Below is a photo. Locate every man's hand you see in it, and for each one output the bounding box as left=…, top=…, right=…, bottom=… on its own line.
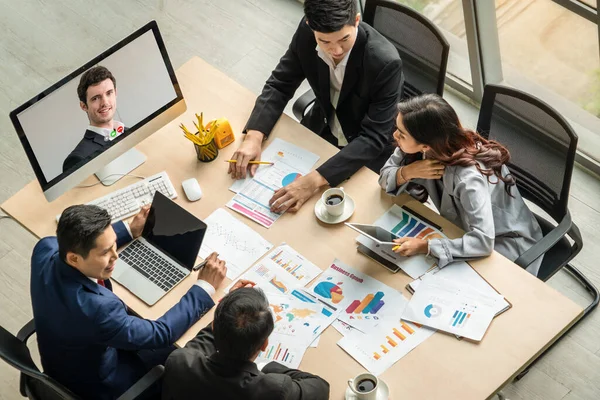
left=228, top=130, right=265, bottom=180
left=269, top=171, right=328, bottom=213
left=197, top=252, right=227, bottom=290
left=403, top=160, right=445, bottom=181
left=129, top=205, right=150, bottom=238
left=229, top=279, right=256, bottom=292
left=392, top=238, right=428, bottom=257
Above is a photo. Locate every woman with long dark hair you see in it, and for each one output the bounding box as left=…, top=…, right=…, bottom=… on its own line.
left=379, top=94, right=543, bottom=276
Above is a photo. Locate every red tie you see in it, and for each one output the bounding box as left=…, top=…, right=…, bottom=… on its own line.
left=97, top=279, right=105, bottom=287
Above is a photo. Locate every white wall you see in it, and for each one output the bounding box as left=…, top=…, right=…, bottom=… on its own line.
left=16, top=30, right=177, bottom=182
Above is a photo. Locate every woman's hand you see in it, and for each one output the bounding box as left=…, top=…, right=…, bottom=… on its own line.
left=392, top=238, right=428, bottom=256
left=403, top=160, right=445, bottom=180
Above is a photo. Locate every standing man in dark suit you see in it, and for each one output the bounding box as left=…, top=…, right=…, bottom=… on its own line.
left=63, top=66, right=126, bottom=172
left=162, top=287, right=330, bottom=400
left=228, top=0, right=403, bottom=213
left=30, top=204, right=227, bottom=399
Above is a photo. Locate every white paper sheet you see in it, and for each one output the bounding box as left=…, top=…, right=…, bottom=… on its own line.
left=338, top=316, right=436, bottom=376
left=402, top=275, right=505, bottom=341
left=408, top=261, right=510, bottom=316
left=198, top=208, right=273, bottom=280
left=225, top=244, right=323, bottom=294
left=229, top=138, right=320, bottom=193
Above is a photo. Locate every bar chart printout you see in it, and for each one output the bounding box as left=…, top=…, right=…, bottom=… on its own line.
left=267, top=244, right=322, bottom=286
left=338, top=317, right=436, bottom=376
left=255, top=339, right=306, bottom=369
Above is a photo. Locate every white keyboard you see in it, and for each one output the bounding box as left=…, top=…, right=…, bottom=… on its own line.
left=56, top=171, right=177, bottom=223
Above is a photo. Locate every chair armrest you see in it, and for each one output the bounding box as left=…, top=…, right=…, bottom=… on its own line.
left=292, top=89, right=316, bottom=121
left=16, top=319, right=36, bottom=343
left=514, top=211, right=572, bottom=269
left=116, top=365, right=164, bottom=400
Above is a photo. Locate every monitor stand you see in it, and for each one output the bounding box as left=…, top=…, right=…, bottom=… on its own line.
left=95, top=148, right=147, bottom=186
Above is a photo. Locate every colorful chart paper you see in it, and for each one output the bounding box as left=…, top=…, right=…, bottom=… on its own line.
left=306, top=259, right=406, bottom=332
left=226, top=244, right=323, bottom=295
left=338, top=313, right=436, bottom=376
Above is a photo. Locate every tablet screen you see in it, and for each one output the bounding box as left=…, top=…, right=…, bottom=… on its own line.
left=346, top=223, right=399, bottom=244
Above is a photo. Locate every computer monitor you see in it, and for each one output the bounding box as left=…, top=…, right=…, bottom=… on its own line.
left=9, top=21, right=186, bottom=202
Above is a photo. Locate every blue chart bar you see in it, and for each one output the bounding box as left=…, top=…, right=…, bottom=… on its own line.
left=407, top=222, right=426, bottom=238
left=362, top=292, right=385, bottom=314
left=397, top=218, right=417, bottom=236
left=452, top=311, right=465, bottom=327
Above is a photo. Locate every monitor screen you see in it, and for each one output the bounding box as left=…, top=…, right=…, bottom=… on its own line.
left=9, top=21, right=184, bottom=200
left=142, top=191, right=207, bottom=270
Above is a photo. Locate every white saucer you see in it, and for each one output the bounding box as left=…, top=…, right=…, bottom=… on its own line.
left=345, top=379, right=390, bottom=400
left=314, top=194, right=355, bottom=224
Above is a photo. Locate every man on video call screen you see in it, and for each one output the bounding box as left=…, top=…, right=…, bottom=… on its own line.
left=62, top=66, right=127, bottom=172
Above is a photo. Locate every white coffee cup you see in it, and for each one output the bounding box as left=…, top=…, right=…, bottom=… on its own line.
left=347, top=372, right=379, bottom=400
left=321, top=187, right=346, bottom=217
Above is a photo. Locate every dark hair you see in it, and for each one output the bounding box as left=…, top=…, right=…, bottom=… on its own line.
left=304, top=0, right=357, bottom=33
left=397, top=94, right=516, bottom=194
left=77, top=66, right=116, bottom=105
left=57, top=205, right=112, bottom=261
left=213, top=288, right=274, bottom=360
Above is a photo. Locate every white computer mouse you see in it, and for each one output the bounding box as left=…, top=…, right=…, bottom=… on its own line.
left=181, top=178, right=203, bottom=201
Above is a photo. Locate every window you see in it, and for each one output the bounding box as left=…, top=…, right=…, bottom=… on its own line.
left=494, top=0, right=600, bottom=163
left=395, top=0, right=473, bottom=88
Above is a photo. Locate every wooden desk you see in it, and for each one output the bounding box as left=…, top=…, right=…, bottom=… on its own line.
left=2, top=57, right=583, bottom=400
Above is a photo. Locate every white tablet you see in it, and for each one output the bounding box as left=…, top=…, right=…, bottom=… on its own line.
left=345, top=223, right=399, bottom=246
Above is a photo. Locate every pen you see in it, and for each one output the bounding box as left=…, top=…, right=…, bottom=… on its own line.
left=392, top=244, right=402, bottom=251
left=225, top=160, right=274, bottom=165
left=193, top=253, right=219, bottom=271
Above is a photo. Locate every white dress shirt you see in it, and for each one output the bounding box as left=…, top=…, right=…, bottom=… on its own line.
left=87, top=120, right=125, bottom=142
left=316, top=37, right=356, bottom=147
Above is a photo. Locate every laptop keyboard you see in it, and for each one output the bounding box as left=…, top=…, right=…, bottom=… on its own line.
left=119, top=241, right=188, bottom=292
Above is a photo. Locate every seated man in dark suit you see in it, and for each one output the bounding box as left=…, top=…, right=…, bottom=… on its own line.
left=30, top=204, right=227, bottom=399
left=228, top=0, right=403, bottom=213
left=162, top=287, right=330, bottom=400
left=63, top=66, right=127, bottom=172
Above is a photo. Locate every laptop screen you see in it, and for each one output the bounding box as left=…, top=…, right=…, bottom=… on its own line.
left=142, top=191, right=207, bottom=270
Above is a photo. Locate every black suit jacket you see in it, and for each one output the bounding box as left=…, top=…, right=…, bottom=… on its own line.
left=162, top=326, right=330, bottom=400
left=62, top=129, right=111, bottom=172
left=245, top=18, right=403, bottom=186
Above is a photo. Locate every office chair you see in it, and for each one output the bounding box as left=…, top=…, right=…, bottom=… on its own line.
left=0, top=319, right=164, bottom=400
left=292, top=0, right=450, bottom=121
left=476, top=84, right=599, bottom=379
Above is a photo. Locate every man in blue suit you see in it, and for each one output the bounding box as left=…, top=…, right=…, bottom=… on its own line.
left=30, top=204, right=226, bottom=399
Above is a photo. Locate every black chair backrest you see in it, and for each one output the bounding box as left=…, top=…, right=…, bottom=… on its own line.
left=476, top=84, right=578, bottom=222
left=0, top=325, right=79, bottom=399
left=363, top=0, right=449, bottom=97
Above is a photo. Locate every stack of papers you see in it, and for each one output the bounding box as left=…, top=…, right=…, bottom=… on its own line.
left=198, top=208, right=273, bottom=280
left=227, top=139, right=320, bottom=228
left=402, top=275, right=505, bottom=341
left=408, top=261, right=511, bottom=316
left=356, top=205, right=442, bottom=278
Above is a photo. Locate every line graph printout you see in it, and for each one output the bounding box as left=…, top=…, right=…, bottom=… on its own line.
left=199, top=208, right=273, bottom=280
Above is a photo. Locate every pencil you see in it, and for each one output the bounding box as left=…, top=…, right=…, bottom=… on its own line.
left=392, top=244, right=402, bottom=251
left=225, top=160, right=274, bottom=165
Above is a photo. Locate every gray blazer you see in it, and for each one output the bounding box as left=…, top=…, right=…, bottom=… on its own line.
left=379, top=148, right=543, bottom=276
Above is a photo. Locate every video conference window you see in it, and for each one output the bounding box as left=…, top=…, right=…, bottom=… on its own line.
left=13, top=30, right=177, bottom=182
